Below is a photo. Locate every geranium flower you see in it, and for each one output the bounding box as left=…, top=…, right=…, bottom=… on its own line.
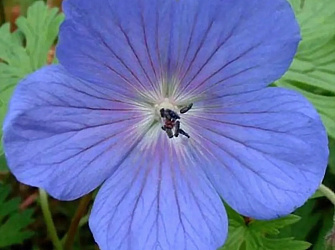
left=3, top=0, right=329, bottom=249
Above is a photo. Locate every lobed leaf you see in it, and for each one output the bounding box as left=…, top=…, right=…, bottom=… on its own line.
left=277, top=0, right=335, bottom=138
left=0, top=184, right=34, bottom=247
left=220, top=205, right=310, bottom=250
left=249, top=214, right=301, bottom=235
left=0, top=1, right=64, bottom=156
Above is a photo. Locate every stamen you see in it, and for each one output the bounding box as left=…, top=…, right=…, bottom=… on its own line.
left=174, top=120, right=180, bottom=137
left=180, top=103, right=193, bottom=114
left=159, top=103, right=193, bottom=139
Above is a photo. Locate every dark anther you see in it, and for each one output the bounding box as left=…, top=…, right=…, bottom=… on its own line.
left=180, top=103, right=193, bottom=114
left=174, top=120, right=180, bottom=137
left=178, top=129, right=190, bottom=138
left=160, top=108, right=180, bottom=121
left=166, top=128, right=174, bottom=138
left=160, top=103, right=193, bottom=139
left=161, top=126, right=173, bottom=138
left=160, top=108, right=165, bottom=118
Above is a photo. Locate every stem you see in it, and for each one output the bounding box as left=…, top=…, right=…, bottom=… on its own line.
left=63, top=192, right=93, bottom=250
left=79, top=214, right=89, bottom=227
left=39, top=189, right=63, bottom=250
left=47, top=0, right=53, bottom=7
left=318, top=184, right=335, bottom=206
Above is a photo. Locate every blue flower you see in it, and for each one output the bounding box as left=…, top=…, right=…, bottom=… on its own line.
left=3, top=0, right=329, bottom=249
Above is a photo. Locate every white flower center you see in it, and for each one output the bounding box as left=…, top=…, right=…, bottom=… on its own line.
left=154, top=97, right=179, bottom=121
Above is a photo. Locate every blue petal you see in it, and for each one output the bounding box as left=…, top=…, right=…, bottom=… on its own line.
left=3, top=65, right=148, bottom=200
left=187, top=88, right=328, bottom=219
left=89, top=134, right=227, bottom=250
left=57, top=0, right=299, bottom=98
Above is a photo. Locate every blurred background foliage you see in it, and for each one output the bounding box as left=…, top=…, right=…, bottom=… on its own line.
left=0, top=0, right=334, bottom=249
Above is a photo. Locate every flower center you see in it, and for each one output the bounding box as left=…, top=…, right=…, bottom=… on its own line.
left=154, top=98, right=179, bottom=118
left=154, top=98, right=192, bottom=139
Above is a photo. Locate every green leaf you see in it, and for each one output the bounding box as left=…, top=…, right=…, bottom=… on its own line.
left=220, top=205, right=311, bottom=250
left=289, top=0, right=335, bottom=52
left=276, top=0, right=335, bottom=139
left=278, top=198, right=328, bottom=248
left=261, top=237, right=311, bottom=250
left=313, top=209, right=334, bottom=250
left=15, top=1, right=64, bottom=69
left=0, top=154, right=8, bottom=172
left=0, top=1, right=64, bottom=156
left=0, top=184, right=34, bottom=247
left=249, top=214, right=301, bottom=235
